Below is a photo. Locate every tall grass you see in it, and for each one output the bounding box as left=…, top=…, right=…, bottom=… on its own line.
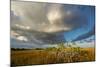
left=11, top=43, right=95, bottom=66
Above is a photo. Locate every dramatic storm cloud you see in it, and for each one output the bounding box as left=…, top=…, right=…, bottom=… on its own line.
left=11, top=1, right=87, bottom=33
left=11, top=1, right=95, bottom=48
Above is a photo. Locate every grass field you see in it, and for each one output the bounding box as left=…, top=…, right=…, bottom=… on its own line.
left=11, top=47, right=95, bottom=66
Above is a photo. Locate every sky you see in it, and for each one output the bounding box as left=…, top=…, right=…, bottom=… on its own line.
left=11, top=1, right=95, bottom=48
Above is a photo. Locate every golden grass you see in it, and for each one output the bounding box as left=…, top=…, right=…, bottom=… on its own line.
left=11, top=48, right=95, bottom=66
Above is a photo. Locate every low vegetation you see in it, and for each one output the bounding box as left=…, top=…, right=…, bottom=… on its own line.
left=11, top=43, right=95, bottom=66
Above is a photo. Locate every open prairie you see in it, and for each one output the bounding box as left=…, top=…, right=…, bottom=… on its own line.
left=11, top=47, right=95, bottom=66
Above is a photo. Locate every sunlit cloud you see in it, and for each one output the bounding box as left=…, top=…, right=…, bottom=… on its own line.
left=16, top=36, right=28, bottom=42
left=15, top=24, right=31, bottom=30
left=11, top=31, right=20, bottom=36
left=11, top=1, right=87, bottom=33
left=11, top=1, right=95, bottom=48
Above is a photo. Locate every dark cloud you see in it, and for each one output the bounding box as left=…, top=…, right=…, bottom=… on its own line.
left=63, top=12, right=87, bottom=30
left=10, top=11, right=21, bottom=27
left=11, top=1, right=88, bottom=33
left=11, top=1, right=94, bottom=48
left=11, top=38, right=46, bottom=48
left=11, top=27, right=66, bottom=45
